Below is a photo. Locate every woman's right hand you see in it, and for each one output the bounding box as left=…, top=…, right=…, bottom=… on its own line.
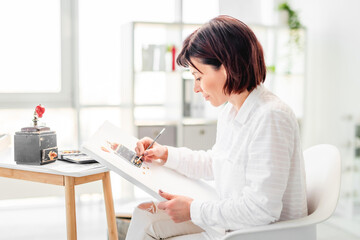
left=135, top=137, right=168, bottom=163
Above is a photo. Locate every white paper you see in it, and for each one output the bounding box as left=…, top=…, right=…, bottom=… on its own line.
left=82, top=121, right=218, bottom=201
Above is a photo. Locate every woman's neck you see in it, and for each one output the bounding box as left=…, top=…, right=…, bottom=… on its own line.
left=228, top=90, right=250, bottom=111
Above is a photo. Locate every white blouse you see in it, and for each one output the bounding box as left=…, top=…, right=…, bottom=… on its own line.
left=164, top=84, right=308, bottom=237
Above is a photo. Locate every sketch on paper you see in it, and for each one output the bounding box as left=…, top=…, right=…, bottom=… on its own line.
left=101, top=141, right=143, bottom=168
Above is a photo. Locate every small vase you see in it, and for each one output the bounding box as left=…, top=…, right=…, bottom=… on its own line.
left=277, top=10, right=289, bottom=26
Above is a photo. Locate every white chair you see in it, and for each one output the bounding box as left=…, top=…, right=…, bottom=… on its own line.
left=222, top=144, right=341, bottom=240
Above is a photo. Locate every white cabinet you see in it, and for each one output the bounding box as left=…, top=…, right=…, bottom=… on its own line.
left=183, top=123, right=217, bottom=150
left=136, top=123, right=177, bottom=147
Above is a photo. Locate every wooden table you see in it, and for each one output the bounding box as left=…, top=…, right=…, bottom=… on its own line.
left=0, top=148, right=118, bottom=240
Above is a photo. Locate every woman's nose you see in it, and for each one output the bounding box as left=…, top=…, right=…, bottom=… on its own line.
left=193, top=81, right=202, bottom=93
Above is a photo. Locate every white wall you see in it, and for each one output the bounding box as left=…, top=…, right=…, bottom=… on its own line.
left=296, top=0, right=360, bottom=217
left=295, top=0, right=360, bottom=148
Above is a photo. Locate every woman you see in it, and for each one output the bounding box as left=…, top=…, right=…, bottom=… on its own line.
left=125, top=15, right=307, bottom=240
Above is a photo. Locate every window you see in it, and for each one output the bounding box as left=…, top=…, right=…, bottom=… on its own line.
left=0, top=0, right=71, bottom=107
left=0, top=0, right=75, bottom=150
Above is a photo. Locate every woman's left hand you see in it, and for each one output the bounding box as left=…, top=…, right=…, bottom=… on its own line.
left=157, top=190, right=193, bottom=223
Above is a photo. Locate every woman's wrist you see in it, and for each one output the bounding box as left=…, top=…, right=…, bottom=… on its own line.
left=161, top=146, right=168, bottom=163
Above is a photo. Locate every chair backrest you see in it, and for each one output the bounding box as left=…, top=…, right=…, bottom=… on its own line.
left=303, top=144, right=341, bottom=220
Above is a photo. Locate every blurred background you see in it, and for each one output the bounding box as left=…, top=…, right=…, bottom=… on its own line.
left=0, top=0, right=359, bottom=239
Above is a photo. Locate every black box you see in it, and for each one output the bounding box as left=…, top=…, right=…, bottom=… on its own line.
left=14, top=128, right=58, bottom=165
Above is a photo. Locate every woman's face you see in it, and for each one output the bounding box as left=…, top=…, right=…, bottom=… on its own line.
left=189, top=58, right=228, bottom=107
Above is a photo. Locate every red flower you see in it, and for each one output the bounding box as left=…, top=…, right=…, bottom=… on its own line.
left=35, top=105, right=45, bottom=118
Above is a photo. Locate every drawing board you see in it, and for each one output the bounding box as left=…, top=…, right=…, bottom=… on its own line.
left=82, top=121, right=218, bottom=201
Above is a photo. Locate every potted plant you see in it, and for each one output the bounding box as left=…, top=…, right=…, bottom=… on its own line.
left=277, top=2, right=304, bottom=74
left=278, top=2, right=301, bottom=30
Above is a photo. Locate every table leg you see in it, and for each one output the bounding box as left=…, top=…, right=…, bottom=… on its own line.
left=102, top=172, right=119, bottom=240
left=65, top=176, right=77, bottom=240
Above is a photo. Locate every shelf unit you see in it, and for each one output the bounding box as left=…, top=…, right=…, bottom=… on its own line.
left=122, top=21, right=306, bottom=150
left=121, top=21, right=218, bottom=150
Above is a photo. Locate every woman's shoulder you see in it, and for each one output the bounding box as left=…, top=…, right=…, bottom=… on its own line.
left=256, top=88, right=297, bottom=123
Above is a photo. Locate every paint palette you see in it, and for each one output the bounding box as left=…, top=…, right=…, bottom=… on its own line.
left=59, top=151, right=97, bottom=164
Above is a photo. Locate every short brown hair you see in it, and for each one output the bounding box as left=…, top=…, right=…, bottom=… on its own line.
left=176, top=15, right=266, bottom=95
